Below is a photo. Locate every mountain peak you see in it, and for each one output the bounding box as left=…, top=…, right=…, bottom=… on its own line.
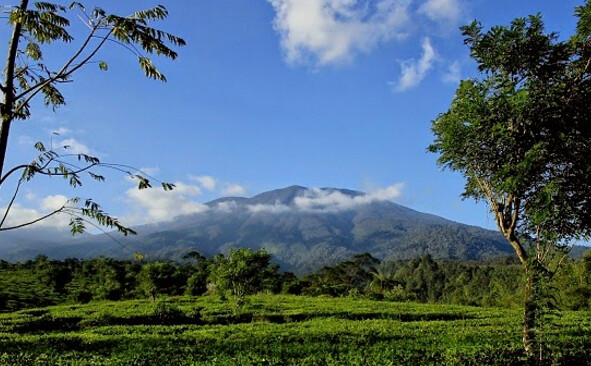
left=249, top=185, right=308, bottom=205
left=248, top=185, right=364, bottom=206
left=0, top=184, right=516, bottom=273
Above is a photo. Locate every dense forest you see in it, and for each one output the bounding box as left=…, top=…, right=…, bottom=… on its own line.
left=1, top=248, right=589, bottom=313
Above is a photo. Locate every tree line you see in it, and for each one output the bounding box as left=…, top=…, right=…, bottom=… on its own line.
left=1, top=248, right=589, bottom=313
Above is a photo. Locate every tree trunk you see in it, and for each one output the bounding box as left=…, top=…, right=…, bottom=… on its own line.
left=523, top=267, right=537, bottom=363
left=494, top=207, right=540, bottom=362
left=0, top=116, right=13, bottom=182
left=0, top=0, right=30, bottom=181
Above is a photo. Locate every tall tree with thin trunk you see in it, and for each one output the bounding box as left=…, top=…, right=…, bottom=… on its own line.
left=429, top=3, right=591, bottom=361
left=0, top=2, right=184, bottom=234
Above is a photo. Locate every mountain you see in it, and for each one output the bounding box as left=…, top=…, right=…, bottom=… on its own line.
left=0, top=186, right=520, bottom=273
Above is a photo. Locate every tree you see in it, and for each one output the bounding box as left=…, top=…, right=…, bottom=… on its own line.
left=137, top=261, right=183, bottom=301
left=302, top=253, right=380, bottom=297
left=33, top=254, right=71, bottom=295
left=183, top=251, right=210, bottom=296
left=0, top=1, right=185, bottom=234
left=429, top=3, right=591, bottom=359
left=207, top=248, right=279, bottom=299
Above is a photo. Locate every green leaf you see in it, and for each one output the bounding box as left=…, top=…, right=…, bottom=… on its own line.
left=138, top=56, right=166, bottom=82
left=161, top=182, right=175, bottom=191
left=69, top=2, right=85, bottom=11
left=34, top=141, right=46, bottom=152
left=134, top=175, right=152, bottom=189
left=25, top=42, right=42, bottom=60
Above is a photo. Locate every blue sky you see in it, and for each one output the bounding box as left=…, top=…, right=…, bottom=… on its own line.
left=2, top=0, right=584, bottom=232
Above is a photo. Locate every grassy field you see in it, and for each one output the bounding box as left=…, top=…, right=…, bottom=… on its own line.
left=0, top=295, right=589, bottom=365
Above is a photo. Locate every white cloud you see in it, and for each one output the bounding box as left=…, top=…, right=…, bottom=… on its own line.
left=0, top=195, right=72, bottom=230
left=52, top=127, right=71, bottom=136
left=191, top=175, right=217, bottom=191
left=40, top=195, right=69, bottom=211
left=442, top=60, right=461, bottom=84
left=418, top=0, right=462, bottom=25
left=244, top=184, right=405, bottom=214
left=59, top=138, right=91, bottom=155
left=125, top=182, right=208, bottom=223
left=391, top=37, right=436, bottom=92
left=294, top=184, right=404, bottom=212
left=221, top=184, right=247, bottom=196
left=267, top=0, right=410, bottom=66
left=247, top=201, right=291, bottom=214
left=214, top=201, right=238, bottom=213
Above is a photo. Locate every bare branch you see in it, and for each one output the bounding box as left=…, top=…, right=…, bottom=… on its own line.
left=92, top=35, right=141, bottom=56
left=0, top=177, right=23, bottom=228
left=0, top=205, right=64, bottom=231
left=0, top=164, right=28, bottom=186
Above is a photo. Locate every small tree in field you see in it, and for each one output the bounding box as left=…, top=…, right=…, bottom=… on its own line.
left=429, top=3, right=591, bottom=360
left=208, top=248, right=279, bottom=301
left=0, top=1, right=184, bottom=234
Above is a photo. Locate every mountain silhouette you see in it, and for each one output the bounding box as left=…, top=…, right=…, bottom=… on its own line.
left=0, top=186, right=516, bottom=273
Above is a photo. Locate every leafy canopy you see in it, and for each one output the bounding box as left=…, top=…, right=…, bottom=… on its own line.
left=429, top=11, right=591, bottom=257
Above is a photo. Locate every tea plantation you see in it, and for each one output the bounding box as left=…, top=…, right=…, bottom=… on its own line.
left=0, top=295, right=589, bottom=365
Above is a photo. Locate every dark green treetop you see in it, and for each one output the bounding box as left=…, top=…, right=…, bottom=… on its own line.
left=429, top=12, right=591, bottom=265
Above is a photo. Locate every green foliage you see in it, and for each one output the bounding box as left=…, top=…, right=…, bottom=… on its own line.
left=429, top=3, right=591, bottom=358
left=208, top=248, right=279, bottom=298
left=137, top=261, right=185, bottom=301
left=0, top=251, right=588, bottom=364
left=152, top=301, right=191, bottom=324
left=2, top=253, right=590, bottom=313
left=5, top=1, right=185, bottom=118
left=303, top=253, right=380, bottom=297
left=183, top=251, right=209, bottom=296
left=0, top=295, right=589, bottom=365
left=0, top=1, right=185, bottom=235
left=429, top=4, right=591, bottom=254
left=395, top=255, right=444, bottom=303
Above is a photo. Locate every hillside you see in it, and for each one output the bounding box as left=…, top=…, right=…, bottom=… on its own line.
left=0, top=186, right=515, bottom=273
left=1, top=295, right=589, bottom=365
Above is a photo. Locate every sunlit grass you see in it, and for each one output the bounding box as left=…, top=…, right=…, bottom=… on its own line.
left=0, top=295, right=589, bottom=365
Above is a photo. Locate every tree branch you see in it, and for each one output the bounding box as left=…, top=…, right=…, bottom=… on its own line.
left=34, top=160, right=98, bottom=177
left=0, top=164, right=28, bottom=186
left=0, top=205, right=64, bottom=231
left=60, top=210, right=136, bottom=255
left=0, top=177, right=23, bottom=228
left=13, top=28, right=113, bottom=118
left=13, top=22, right=100, bottom=102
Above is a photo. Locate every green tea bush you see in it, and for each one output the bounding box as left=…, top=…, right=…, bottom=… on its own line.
left=152, top=301, right=189, bottom=324
left=0, top=295, right=588, bottom=365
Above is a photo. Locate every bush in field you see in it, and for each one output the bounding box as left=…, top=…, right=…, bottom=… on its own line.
left=279, top=272, right=304, bottom=295
left=152, top=301, right=187, bottom=324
